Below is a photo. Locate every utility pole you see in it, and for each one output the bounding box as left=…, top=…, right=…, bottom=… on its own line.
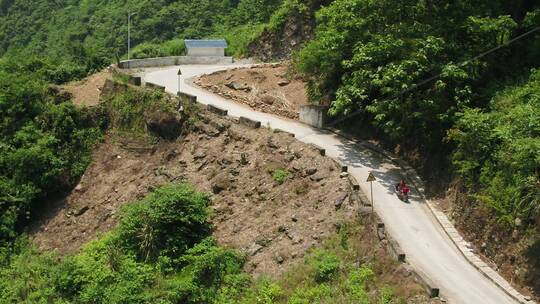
left=127, top=12, right=137, bottom=69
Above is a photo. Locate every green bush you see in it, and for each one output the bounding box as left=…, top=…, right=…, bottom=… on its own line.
left=309, top=250, right=341, bottom=283
left=217, top=23, right=266, bottom=57
left=0, top=184, right=246, bottom=304
left=116, top=183, right=212, bottom=262
left=273, top=169, right=290, bottom=185
left=450, top=69, right=540, bottom=225
left=130, top=42, right=166, bottom=59
left=102, top=86, right=177, bottom=134
left=288, top=284, right=332, bottom=304
left=0, top=65, right=102, bottom=242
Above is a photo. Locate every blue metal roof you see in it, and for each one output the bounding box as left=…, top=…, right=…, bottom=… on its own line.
left=184, top=39, right=228, bottom=48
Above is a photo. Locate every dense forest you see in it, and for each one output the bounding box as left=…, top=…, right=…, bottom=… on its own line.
left=1, top=0, right=540, bottom=302
left=297, top=0, right=540, bottom=227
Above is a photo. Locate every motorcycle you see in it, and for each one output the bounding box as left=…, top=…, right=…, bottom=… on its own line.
left=395, top=184, right=410, bottom=203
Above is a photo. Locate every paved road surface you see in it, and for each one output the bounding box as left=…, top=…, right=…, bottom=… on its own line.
left=143, top=64, right=517, bottom=304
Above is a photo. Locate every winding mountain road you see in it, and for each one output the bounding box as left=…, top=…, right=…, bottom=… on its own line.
left=142, top=64, right=517, bottom=304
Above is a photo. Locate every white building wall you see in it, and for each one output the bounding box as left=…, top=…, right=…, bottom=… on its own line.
left=187, top=47, right=225, bottom=57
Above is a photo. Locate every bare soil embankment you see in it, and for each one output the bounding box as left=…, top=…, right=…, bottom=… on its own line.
left=30, top=103, right=357, bottom=277
left=61, top=70, right=112, bottom=107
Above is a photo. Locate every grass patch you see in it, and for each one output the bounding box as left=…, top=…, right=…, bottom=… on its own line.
left=273, top=169, right=290, bottom=185
left=101, top=85, right=178, bottom=135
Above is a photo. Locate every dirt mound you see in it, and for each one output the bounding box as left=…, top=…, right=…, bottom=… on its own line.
left=195, top=63, right=308, bottom=119
left=62, top=70, right=112, bottom=107
left=30, top=108, right=356, bottom=277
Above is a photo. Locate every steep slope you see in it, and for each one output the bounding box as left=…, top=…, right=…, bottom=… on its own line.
left=3, top=79, right=440, bottom=303
left=247, top=0, right=331, bottom=61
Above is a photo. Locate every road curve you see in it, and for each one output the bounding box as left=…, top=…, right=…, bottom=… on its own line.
left=142, top=64, right=516, bottom=304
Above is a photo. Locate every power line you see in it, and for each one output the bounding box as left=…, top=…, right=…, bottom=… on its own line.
left=296, top=26, right=540, bottom=139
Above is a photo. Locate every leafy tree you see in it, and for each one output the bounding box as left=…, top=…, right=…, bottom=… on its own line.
left=450, top=69, right=540, bottom=225
left=297, top=0, right=536, bottom=150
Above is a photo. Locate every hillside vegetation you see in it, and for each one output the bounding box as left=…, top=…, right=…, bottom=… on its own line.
left=0, top=0, right=282, bottom=78
left=1, top=0, right=539, bottom=301
left=295, top=0, right=540, bottom=227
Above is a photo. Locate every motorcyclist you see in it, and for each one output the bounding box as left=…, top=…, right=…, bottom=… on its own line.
left=395, top=179, right=410, bottom=201
left=401, top=184, right=410, bottom=197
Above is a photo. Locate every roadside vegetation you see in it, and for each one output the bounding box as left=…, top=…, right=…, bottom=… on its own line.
left=295, top=0, right=540, bottom=227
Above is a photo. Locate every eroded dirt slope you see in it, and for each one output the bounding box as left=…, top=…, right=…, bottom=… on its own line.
left=31, top=110, right=356, bottom=276
left=61, top=70, right=112, bottom=107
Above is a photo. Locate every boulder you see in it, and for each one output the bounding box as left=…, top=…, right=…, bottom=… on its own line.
left=73, top=206, right=89, bottom=217
left=335, top=193, right=348, bottom=209
left=260, top=94, right=278, bottom=105
left=278, top=79, right=290, bottom=86
left=310, top=174, right=324, bottom=182
left=212, top=173, right=230, bottom=194
left=145, top=110, right=184, bottom=140
left=305, top=168, right=317, bottom=176
left=226, top=81, right=251, bottom=92
left=247, top=244, right=263, bottom=256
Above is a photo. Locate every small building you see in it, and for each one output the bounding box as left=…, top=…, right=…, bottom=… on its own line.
left=184, top=39, right=228, bottom=57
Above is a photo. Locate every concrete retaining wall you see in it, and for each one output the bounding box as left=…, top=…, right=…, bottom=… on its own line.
left=145, top=82, right=166, bottom=91
left=239, top=116, right=261, bottom=129
left=119, top=56, right=233, bottom=69
left=128, top=76, right=141, bottom=86
left=178, top=92, right=197, bottom=104
left=299, top=105, right=328, bottom=128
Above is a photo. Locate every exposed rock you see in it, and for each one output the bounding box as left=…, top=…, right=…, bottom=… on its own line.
left=247, top=8, right=315, bottom=61
left=255, top=235, right=272, bottom=247
left=310, top=174, right=324, bottom=182
left=200, top=124, right=221, bottom=137
left=226, top=81, right=251, bottom=92
left=267, top=137, right=279, bottom=149
left=193, top=151, right=207, bottom=160
left=145, top=110, right=184, bottom=140
left=278, top=79, right=290, bottom=86
left=260, top=94, right=278, bottom=105
left=73, top=206, right=89, bottom=217
left=305, top=168, right=317, bottom=176
left=212, top=173, right=230, bottom=194
left=248, top=244, right=263, bottom=256
left=335, top=193, right=348, bottom=209
left=75, top=184, right=84, bottom=192
left=239, top=153, right=249, bottom=165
